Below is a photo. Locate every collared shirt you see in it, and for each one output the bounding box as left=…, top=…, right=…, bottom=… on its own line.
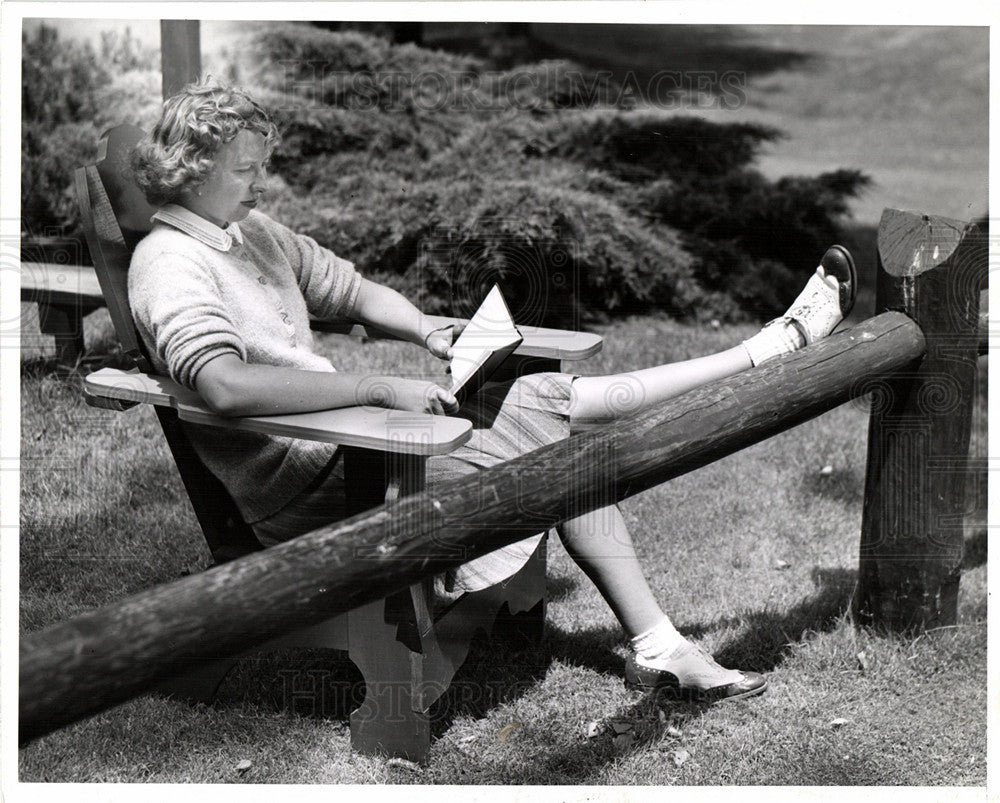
left=132, top=204, right=361, bottom=389
left=151, top=203, right=244, bottom=251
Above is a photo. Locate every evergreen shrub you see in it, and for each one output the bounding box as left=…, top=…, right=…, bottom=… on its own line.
left=23, top=22, right=868, bottom=323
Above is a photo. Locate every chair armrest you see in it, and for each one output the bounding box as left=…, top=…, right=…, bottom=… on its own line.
left=312, top=316, right=604, bottom=362
left=84, top=367, right=472, bottom=456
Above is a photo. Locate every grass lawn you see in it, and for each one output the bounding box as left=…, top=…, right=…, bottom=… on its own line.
left=528, top=24, right=988, bottom=227
left=17, top=308, right=987, bottom=785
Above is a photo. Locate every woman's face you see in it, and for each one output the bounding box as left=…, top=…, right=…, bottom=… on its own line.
left=181, top=128, right=269, bottom=228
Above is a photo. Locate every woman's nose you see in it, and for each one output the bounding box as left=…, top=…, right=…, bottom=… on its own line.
left=251, top=167, right=268, bottom=194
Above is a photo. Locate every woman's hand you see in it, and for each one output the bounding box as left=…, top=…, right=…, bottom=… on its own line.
left=362, top=376, right=459, bottom=415
left=423, top=322, right=466, bottom=361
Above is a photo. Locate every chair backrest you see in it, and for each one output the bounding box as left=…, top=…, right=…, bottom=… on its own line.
left=95, top=124, right=160, bottom=251
left=73, top=124, right=156, bottom=372
left=75, top=124, right=263, bottom=563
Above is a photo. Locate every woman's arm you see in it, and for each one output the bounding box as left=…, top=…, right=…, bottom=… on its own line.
left=350, top=278, right=460, bottom=359
left=194, top=353, right=458, bottom=418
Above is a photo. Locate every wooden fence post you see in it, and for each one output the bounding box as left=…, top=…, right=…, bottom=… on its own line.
left=852, top=209, right=987, bottom=632
left=160, top=20, right=201, bottom=100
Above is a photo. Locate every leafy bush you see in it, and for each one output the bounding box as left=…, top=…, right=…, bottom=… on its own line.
left=242, top=26, right=867, bottom=320
left=21, top=26, right=107, bottom=237
left=413, top=176, right=703, bottom=323
left=245, top=24, right=630, bottom=118
left=542, top=113, right=783, bottom=182
left=266, top=159, right=701, bottom=326
left=246, top=27, right=634, bottom=195
left=263, top=101, right=465, bottom=188
left=21, top=121, right=102, bottom=237
left=23, top=21, right=868, bottom=322
left=21, top=24, right=158, bottom=239
left=642, top=167, right=871, bottom=316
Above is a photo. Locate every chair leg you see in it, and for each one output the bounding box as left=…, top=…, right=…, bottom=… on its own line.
left=348, top=597, right=431, bottom=763
left=342, top=445, right=432, bottom=760
left=497, top=598, right=546, bottom=646
left=491, top=534, right=548, bottom=647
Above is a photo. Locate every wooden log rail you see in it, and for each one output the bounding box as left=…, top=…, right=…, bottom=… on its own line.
left=20, top=311, right=926, bottom=744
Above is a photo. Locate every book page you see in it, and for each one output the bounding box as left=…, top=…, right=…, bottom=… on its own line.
left=449, top=347, right=492, bottom=392
left=448, top=285, right=522, bottom=393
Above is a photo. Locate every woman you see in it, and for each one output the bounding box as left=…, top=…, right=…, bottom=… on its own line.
left=129, top=79, right=856, bottom=703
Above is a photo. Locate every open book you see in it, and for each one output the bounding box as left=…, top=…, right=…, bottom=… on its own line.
left=449, top=285, right=523, bottom=399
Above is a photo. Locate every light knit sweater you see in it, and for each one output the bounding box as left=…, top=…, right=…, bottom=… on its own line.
left=129, top=205, right=362, bottom=522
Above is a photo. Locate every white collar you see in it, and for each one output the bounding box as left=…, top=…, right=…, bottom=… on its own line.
left=151, top=204, right=245, bottom=251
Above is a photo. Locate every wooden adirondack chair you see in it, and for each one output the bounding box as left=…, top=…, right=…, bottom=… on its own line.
left=74, top=123, right=602, bottom=762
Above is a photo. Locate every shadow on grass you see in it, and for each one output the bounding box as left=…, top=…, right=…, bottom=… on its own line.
left=212, top=648, right=365, bottom=722
left=427, top=620, right=552, bottom=739
left=20, top=344, right=135, bottom=379
left=177, top=520, right=989, bottom=734
left=528, top=24, right=814, bottom=99
left=711, top=567, right=857, bottom=672
left=545, top=573, right=579, bottom=603
left=543, top=566, right=858, bottom=682
left=425, top=22, right=814, bottom=84
left=191, top=606, right=556, bottom=736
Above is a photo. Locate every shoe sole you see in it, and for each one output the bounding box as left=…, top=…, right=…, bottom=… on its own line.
left=625, top=677, right=768, bottom=703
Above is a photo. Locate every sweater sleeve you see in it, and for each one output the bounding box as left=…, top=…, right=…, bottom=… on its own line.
left=129, top=249, right=248, bottom=390
left=260, top=214, right=362, bottom=321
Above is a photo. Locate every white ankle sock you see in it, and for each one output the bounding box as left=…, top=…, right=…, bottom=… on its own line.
left=741, top=320, right=805, bottom=367
left=630, top=616, right=686, bottom=660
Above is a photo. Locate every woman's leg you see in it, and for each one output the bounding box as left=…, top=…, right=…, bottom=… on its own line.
left=568, top=346, right=751, bottom=423
left=556, top=247, right=856, bottom=697
left=557, top=507, right=764, bottom=698
left=569, top=245, right=856, bottom=423
left=556, top=504, right=666, bottom=636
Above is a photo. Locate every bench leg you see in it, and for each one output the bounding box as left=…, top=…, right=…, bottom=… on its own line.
left=36, top=302, right=85, bottom=364
left=348, top=598, right=431, bottom=763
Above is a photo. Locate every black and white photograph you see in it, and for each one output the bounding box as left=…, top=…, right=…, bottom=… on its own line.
left=2, top=1, right=993, bottom=794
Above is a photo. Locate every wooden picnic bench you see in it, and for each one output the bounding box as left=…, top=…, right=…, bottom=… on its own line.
left=20, top=260, right=104, bottom=364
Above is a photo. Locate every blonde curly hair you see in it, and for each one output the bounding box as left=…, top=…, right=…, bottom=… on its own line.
left=131, top=78, right=279, bottom=206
